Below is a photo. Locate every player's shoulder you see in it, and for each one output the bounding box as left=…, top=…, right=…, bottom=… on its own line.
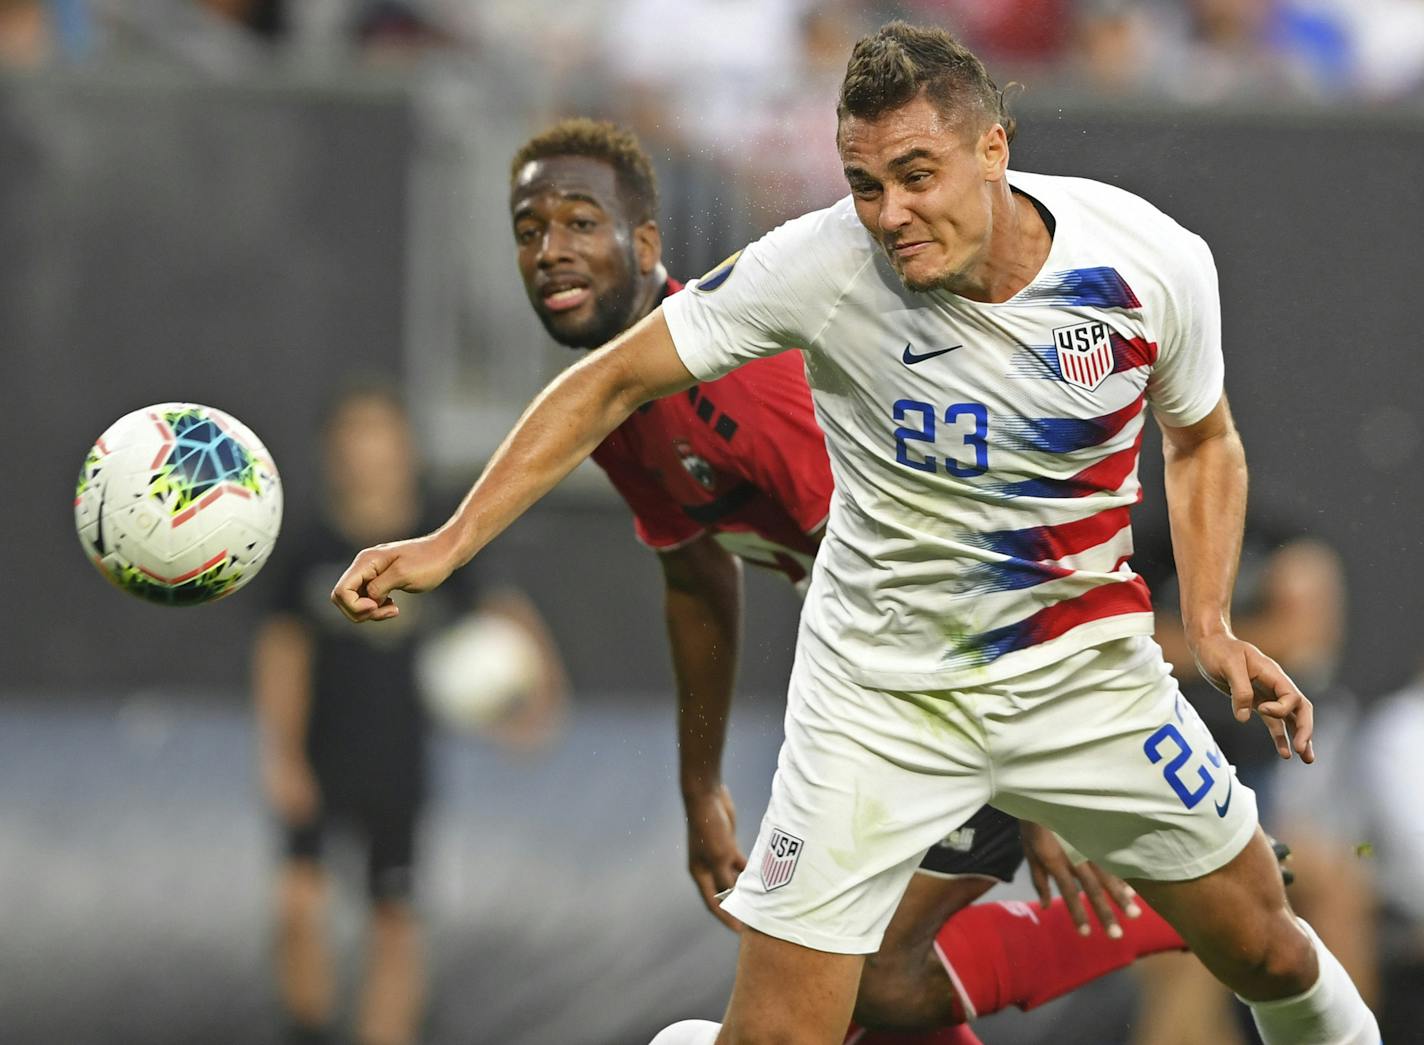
left=704, top=196, right=874, bottom=291
left=1016, top=169, right=1210, bottom=259
left=1017, top=169, right=1216, bottom=306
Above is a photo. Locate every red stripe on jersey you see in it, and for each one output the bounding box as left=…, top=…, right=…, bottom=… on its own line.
left=1028, top=575, right=1153, bottom=646
left=1111, top=334, right=1158, bottom=373
left=983, top=504, right=1134, bottom=563
left=1067, top=427, right=1144, bottom=496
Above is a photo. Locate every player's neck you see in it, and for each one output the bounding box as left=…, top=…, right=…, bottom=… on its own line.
left=953, top=189, right=1052, bottom=304
left=633, top=263, right=670, bottom=325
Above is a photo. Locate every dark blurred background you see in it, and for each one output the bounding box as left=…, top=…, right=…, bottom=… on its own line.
left=3, top=1, right=1422, bottom=1043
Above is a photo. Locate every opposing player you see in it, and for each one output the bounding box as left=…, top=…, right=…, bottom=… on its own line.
left=504, top=118, right=1201, bottom=1041
left=333, top=23, right=1378, bottom=1045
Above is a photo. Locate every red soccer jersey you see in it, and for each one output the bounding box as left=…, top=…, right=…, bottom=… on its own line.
left=590, top=280, right=832, bottom=584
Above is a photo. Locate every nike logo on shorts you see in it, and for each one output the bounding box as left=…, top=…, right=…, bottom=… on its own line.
left=901, top=342, right=963, bottom=365
left=1214, top=775, right=1234, bottom=818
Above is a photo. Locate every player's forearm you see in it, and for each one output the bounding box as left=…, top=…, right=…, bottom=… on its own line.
left=666, top=569, right=743, bottom=797
left=1162, top=424, right=1248, bottom=646
left=439, top=311, right=692, bottom=567
left=252, top=616, right=313, bottom=759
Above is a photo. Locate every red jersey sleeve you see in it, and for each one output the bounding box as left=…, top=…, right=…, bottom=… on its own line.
left=732, top=353, right=834, bottom=534
left=591, top=430, right=705, bottom=550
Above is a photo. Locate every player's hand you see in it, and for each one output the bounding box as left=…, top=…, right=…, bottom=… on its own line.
left=1020, top=821, right=1140, bottom=939
left=330, top=531, right=461, bottom=623
left=684, top=784, right=747, bottom=932
left=263, top=753, right=319, bottom=824
left=1191, top=632, right=1315, bottom=763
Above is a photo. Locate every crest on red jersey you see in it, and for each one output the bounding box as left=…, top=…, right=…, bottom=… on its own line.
left=673, top=439, right=716, bottom=490
left=1052, top=320, right=1114, bottom=392
left=760, top=828, right=804, bottom=891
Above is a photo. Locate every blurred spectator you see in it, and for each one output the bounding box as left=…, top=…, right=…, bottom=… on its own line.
left=0, top=0, right=48, bottom=67
left=1068, top=0, right=1164, bottom=95
left=902, top=0, right=1075, bottom=67
left=252, top=383, right=566, bottom=1045
left=738, top=3, right=871, bottom=222
left=199, top=0, right=286, bottom=39
left=1354, top=667, right=1424, bottom=1037
left=1131, top=520, right=1377, bottom=1044
left=594, top=0, right=811, bottom=154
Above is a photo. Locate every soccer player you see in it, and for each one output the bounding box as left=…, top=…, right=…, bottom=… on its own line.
left=333, top=23, right=1379, bottom=1045
left=501, top=116, right=1195, bottom=1043
left=255, top=384, right=565, bottom=1045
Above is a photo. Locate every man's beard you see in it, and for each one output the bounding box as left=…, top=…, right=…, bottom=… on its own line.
left=544, top=257, right=642, bottom=350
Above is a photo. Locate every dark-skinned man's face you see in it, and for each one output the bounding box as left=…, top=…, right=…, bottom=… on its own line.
left=510, top=156, right=646, bottom=349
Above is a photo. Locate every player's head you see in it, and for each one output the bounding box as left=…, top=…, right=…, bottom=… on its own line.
left=321, top=380, right=417, bottom=498
left=509, top=118, right=663, bottom=349
left=836, top=22, right=1016, bottom=293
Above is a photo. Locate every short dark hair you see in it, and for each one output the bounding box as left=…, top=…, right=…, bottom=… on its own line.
left=837, top=22, right=1016, bottom=145
left=509, top=118, right=660, bottom=225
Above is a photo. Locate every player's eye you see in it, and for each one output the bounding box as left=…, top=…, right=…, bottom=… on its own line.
left=905, top=171, right=932, bottom=186
left=570, top=217, right=598, bottom=232
left=849, top=183, right=881, bottom=200
left=515, top=226, right=540, bottom=245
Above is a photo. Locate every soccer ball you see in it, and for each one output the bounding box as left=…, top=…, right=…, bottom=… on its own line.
left=74, top=403, right=283, bottom=606
left=415, top=612, right=543, bottom=730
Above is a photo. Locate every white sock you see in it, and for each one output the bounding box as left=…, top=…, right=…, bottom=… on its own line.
left=1245, top=919, right=1379, bottom=1045
left=648, top=1019, right=722, bottom=1045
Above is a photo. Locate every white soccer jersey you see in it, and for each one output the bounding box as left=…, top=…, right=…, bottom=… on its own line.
left=662, top=171, right=1224, bottom=689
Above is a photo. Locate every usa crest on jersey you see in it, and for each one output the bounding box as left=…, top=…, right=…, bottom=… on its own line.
left=760, top=828, right=804, bottom=891
left=1053, top=319, right=1114, bottom=391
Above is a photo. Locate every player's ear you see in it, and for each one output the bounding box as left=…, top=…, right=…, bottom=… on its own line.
left=634, top=221, right=662, bottom=274
left=979, top=122, right=1009, bottom=181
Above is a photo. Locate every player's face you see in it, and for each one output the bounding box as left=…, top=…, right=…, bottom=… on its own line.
left=510, top=156, right=645, bottom=349
left=838, top=93, right=1008, bottom=293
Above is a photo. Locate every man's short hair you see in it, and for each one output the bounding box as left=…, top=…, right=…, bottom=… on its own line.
left=509, top=118, right=660, bottom=225
left=837, top=22, right=1016, bottom=145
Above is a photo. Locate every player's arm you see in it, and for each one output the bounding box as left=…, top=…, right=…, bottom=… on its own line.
left=1159, top=394, right=1314, bottom=762
left=660, top=534, right=746, bottom=931
left=251, top=613, right=319, bottom=823
left=331, top=310, right=695, bottom=621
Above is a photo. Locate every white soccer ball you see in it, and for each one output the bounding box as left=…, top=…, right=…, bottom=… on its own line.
left=74, top=403, right=283, bottom=606
left=415, top=612, right=543, bottom=731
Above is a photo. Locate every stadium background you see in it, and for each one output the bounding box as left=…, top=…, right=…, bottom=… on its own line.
left=2, top=1, right=1422, bottom=1042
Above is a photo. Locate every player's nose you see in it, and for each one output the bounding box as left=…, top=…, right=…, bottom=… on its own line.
left=877, top=188, right=913, bottom=233
left=536, top=225, right=577, bottom=267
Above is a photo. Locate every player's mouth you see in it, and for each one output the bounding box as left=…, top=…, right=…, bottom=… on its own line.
left=890, top=239, right=933, bottom=259
left=539, top=277, right=593, bottom=313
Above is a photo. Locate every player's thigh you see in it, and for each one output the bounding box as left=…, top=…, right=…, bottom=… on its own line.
left=721, top=650, right=992, bottom=955
left=992, top=637, right=1257, bottom=883
left=1128, top=827, right=1315, bottom=1000
left=720, top=927, right=864, bottom=1045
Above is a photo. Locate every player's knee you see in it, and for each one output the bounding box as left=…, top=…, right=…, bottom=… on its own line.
left=277, top=861, right=325, bottom=922
left=1232, top=916, right=1318, bottom=999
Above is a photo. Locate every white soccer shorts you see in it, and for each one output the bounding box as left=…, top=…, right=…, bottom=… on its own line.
left=721, top=635, right=1259, bottom=954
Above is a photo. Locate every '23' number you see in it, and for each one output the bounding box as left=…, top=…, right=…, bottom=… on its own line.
left=1143, top=721, right=1222, bottom=809
left=892, top=399, right=989, bottom=478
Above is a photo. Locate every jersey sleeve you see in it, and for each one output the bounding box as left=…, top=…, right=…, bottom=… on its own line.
left=736, top=355, right=834, bottom=534
left=591, top=435, right=705, bottom=551
left=1145, top=232, right=1225, bottom=428
left=662, top=207, right=851, bottom=382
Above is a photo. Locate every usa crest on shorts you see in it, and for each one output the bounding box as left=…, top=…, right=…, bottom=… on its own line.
left=760, top=828, right=804, bottom=891
left=1053, top=319, right=1114, bottom=391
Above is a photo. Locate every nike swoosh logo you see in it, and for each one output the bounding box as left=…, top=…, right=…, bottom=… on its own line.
left=902, top=343, right=963, bottom=365
left=1214, top=775, right=1233, bottom=818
